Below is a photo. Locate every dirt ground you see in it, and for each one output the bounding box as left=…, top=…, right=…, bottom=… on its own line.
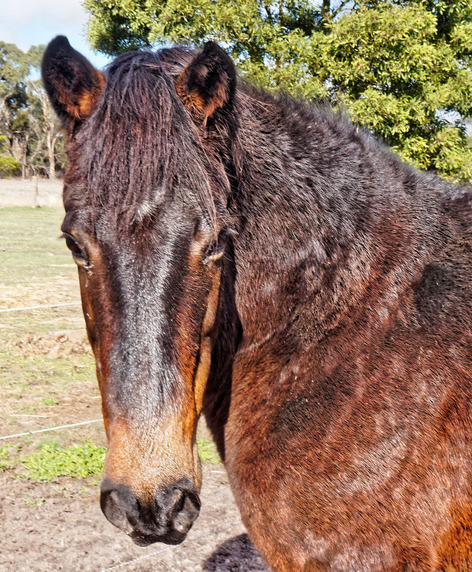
left=0, top=462, right=270, bottom=572
left=0, top=208, right=271, bottom=572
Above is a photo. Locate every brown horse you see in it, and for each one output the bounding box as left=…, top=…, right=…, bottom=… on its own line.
left=42, top=36, right=472, bottom=570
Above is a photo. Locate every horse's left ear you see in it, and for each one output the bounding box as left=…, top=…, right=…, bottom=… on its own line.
left=175, top=42, right=236, bottom=122
left=42, top=35, right=105, bottom=131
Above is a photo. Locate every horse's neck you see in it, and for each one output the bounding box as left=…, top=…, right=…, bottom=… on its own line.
left=225, top=99, right=441, bottom=347
left=204, top=92, right=467, bottom=457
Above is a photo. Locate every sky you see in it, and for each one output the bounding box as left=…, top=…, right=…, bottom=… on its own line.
left=1, top=0, right=111, bottom=69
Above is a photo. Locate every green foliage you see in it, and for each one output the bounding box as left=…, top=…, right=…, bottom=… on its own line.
left=23, top=496, right=45, bottom=507
left=84, top=0, right=328, bottom=98
left=0, top=154, right=21, bottom=177
left=19, top=441, right=106, bottom=481
left=0, top=43, right=65, bottom=178
left=0, top=135, right=20, bottom=176
left=7, top=438, right=220, bottom=482
left=85, top=0, right=472, bottom=181
left=0, top=445, right=12, bottom=471
left=318, top=3, right=472, bottom=178
left=0, top=41, right=29, bottom=100
left=42, top=397, right=59, bottom=406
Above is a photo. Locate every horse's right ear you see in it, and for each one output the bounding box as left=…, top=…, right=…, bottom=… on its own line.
left=175, top=42, right=236, bottom=123
left=42, top=36, right=105, bottom=131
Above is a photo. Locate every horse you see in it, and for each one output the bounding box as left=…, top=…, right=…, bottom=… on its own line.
left=42, top=35, right=472, bottom=571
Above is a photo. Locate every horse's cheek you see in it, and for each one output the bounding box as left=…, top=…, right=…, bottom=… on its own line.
left=77, top=262, right=116, bottom=433
left=194, top=268, right=223, bottom=415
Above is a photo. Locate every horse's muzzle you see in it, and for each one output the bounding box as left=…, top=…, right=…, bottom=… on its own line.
left=100, top=477, right=201, bottom=546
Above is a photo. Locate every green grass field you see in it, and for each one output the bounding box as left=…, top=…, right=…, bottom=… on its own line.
left=0, top=207, right=84, bottom=334
left=0, top=207, right=101, bottom=466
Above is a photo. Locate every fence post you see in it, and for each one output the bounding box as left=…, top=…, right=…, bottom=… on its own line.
left=31, top=176, right=38, bottom=208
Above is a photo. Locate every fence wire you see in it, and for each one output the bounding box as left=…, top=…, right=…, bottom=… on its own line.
left=0, top=419, right=102, bottom=441
left=0, top=301, right=81, bottom=313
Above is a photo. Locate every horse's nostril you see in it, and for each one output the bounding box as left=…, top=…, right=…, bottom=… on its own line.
left=156, top=480, right=201, bottom=536
left=100, top=478, right=200, bottom=545
left=100, top=486, right=135, bottom=534
left=171, top=490, right=201, bottom=534
left=170, top=487, right=186, bottom=513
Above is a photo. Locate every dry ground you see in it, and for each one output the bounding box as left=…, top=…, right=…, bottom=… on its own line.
left=0, top=464, right=270, bottom=572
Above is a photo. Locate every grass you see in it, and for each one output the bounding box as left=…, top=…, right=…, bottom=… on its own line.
left=0, top=207, right=69, bottom=287
left=0, top=207, right=84, bottom=339
left=18, top=440, right=106, bottom=481
left=42, top=397, right=59, bottom=406
left=0, top=444, right=12, bottom=470
left=23, top=497, right=45, bottom=507
left=197, top=437, right=221, bottom=465
left=0, top=437, right=221, bottom=482
left=0, top=353, right=94, bottom=395
left=0, top=350, right=98, bottom=432
left=0, top=207, right=98, bottom=438
left=0, top=205, right=101, bottom=455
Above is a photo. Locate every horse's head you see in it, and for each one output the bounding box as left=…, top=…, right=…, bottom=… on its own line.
left=42, top=37, right=236, bottom=546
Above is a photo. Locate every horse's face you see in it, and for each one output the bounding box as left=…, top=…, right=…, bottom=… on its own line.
left=42, top=37, right=236, bottom=545
left=62, top=204, right=227, bottom=545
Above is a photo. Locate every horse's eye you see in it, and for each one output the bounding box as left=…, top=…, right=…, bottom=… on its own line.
left=204, top=230, right=229, bottom=264
left=62, top=233, right=90, bottom=268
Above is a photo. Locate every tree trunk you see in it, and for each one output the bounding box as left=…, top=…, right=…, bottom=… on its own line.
left=46, top=127, right=56, bottom=179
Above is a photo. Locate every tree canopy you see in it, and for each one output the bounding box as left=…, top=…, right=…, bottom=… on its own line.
left=84, top=0, right=472, bottom=181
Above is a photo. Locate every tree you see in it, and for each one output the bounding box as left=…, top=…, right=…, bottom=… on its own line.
left=84, top=0, right=472, bottom=181
left=0, top=42, right=30, bottom=176
left=0, top=42, right=65, bottom=178
left=0, top=42, right=29, bottom=127
left=84, top=0, right=329, bottom=97
left=26, top=45, right=63, bottom=179
left=0, top=135, right=20, bottom=177
left=319, top=2, right=472, bottom=178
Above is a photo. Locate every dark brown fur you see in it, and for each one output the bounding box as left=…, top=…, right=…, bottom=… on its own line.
left=42, top=36, right=472, bottom=570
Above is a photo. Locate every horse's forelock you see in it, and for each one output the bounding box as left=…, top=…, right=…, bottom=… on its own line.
left=65, top=48, right=220, bottom=228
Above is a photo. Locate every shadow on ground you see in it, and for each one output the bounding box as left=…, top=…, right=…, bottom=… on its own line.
left=203, top=534, right=271, bottom=571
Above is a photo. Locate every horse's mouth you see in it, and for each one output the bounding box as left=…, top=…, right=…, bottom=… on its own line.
left=129, top=528, right=189, bottom=547
left=110, top=500, right=199, bottom=547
